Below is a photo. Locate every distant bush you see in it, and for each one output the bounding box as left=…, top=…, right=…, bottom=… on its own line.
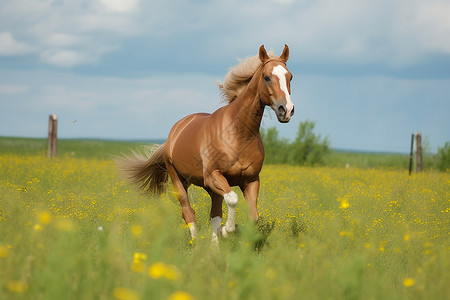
left=437, top=142, right=450, bottom=171
left=261, top=120, right=330, bottom=166
left=260, top=127, right=289, bottom=165
left=290, top=120, right=330, bottom=165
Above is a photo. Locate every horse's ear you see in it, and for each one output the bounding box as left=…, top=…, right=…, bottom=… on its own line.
left=280, top=44, right=289, bottom=62
left=259, top=45, right=270, bottom=63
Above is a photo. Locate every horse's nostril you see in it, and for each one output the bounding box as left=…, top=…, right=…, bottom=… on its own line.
left=278, top=105, right=286, bottom=116
left=291, top=106, right=295, bottom=116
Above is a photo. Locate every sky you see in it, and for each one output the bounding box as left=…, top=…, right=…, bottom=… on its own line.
left=0, top=0, right=449, bottom=153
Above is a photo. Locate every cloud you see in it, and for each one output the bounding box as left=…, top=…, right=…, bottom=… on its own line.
left=416, top=2, right=450, bottom=54
left=1, top=0, right=449, bottom=71
left=41, top=33, right=83, bottom=48
left=229, top=0, right=450, bottom=66
left=167, top=0, right=450, bottom=67
left=0, top=0, right=141, bottom=67
left=0, top=32, right=33, bottom=55
left=100, top=0, right=140, bottom=13
left=40, top=50, right=89, bottom=68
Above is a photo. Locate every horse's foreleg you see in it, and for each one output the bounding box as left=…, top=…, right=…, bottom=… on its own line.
left=205, top=170, right=238, bottom=238
left=241, top=178, right=260, bottom=222
left=166, top=162, right=196, bottom=238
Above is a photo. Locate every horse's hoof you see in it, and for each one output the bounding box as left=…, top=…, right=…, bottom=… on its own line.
left=220, top=224, right=237, bottom=239
left=221, top=225, right=229, bottom=238
left=212, top=232, right=219, bottom=244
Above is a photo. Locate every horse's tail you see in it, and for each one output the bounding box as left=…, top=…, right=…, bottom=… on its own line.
left=115, top=144, right=168, bottom=195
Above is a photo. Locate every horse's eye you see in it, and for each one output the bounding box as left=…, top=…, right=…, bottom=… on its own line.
left=264, top=76, right=271, bottom=82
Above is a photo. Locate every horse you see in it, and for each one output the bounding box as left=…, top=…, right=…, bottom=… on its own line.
left=118, top=45, right=294, bottom=242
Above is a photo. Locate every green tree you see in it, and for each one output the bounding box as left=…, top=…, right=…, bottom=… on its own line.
left=260, top=127, right=289, bottom=164
left=261, top=120, right=330, bottom=166
left=289, top=120, right=330, bottom=165
left=437, top=142, right=450, bottom=171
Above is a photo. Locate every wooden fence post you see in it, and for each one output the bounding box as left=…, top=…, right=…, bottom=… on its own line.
left=47, top=115, right=58, bottom=158
left=409, top=134, right=414, bottom=175
left=415, top=132, right=422, bottom=172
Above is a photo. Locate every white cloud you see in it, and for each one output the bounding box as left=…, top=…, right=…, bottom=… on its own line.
left=100, top=0, right=140, bottom=13
left=271, top=0, right=294, bottom=5
left=0, top=0, right=141, bottom=67
left=0, top=84, right=30, bottom=94
left=0, top=0, right=450, bottom=70
left=40, top=50, right=89, bottom=68
left=0, top=32, right=33, bottom=55
left=209, top=0, right=450, bottom=66
left=416, top=2, right=450, bottom=54
left=42, top=33, right=83, bottom=48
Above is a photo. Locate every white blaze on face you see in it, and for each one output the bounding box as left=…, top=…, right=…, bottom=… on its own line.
left=272, top=65, right=294, bottom=117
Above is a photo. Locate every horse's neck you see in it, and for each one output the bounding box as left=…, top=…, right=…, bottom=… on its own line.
left=227, top=68, right=264, bottom=137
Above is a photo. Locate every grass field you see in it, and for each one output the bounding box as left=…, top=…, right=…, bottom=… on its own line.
left=0, top=138, right=448, bottom=300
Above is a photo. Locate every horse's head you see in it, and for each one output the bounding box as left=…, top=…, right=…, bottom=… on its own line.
left=258, top=44, right=294, bottom=123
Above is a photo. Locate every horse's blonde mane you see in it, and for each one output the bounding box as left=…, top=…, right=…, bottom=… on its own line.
left=218, top=50, right=277, bottom=103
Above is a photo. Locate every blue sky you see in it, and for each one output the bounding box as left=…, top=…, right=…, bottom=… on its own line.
left=0, top=0, right=449, bottom=153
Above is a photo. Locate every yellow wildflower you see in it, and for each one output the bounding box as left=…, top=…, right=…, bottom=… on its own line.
left=7, top=281, right=28, bottom=293
left=167, top=291, right=194, bottom=300
left=0, top=245, right=9, bottom=258
left=131, top=252, right=147, bottom=273
left=38, top=211, right=52, bottom=224
left=131, top=225, right=142, bottom=237
left=113, top=287, right=140, bottom=300
left=55, top=219, right=76, bottom=232
left=339, top=230, right=353, bottom=238
left=403, top=278, right=415, bottom=287
left=33, top=224, right=43, bottom=231
left=133, top=252, right=147, bottom=261
left=148, top=262, right=180, bottom=280
left=403, top=233, right=410, bottom=242
left=338, top=197, right=350, bottom=209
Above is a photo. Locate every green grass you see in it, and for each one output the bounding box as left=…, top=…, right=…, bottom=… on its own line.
left=324, top=150, right=408, bottom=169
left=0, top=138, right=448, bottom=300
left=0, top=137, right=156, bottom=159
left=324, top=150, right=439, bottom=170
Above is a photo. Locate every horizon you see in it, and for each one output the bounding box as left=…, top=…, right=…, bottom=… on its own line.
left=0, top=135, right=424, bottom=155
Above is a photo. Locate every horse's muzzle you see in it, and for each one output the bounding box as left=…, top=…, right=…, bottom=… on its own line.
left=275, top=104, right=294, bottom=123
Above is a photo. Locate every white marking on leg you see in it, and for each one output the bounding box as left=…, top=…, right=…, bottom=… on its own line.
left=211, top=216, right=222, bottom=243
left=188, top=222, right=197, bottom=239
left=272, top=65, right=294, bottom=116
left=223, top=191, right=238, bottom=234
left=224, top=191, right=238, bottom=207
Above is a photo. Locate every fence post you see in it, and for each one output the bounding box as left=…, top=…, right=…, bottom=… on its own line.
left=47, top=115, right=58, bottom=158
left=415, top=132, right=422, bottom=172
left=409, top=134, right=414, bottom=175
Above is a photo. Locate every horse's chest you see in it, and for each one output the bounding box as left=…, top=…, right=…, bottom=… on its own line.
left=225, top=141, right=263, bottom=177
left=225, top=156, right=262, bottom=183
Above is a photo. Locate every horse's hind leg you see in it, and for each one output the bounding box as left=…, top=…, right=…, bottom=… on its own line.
left=207, top=189, right=223, bottom=243
left=205, top=170, right=238, bottom=238
left=165, top=162, right=196, bottom=238
left=240, top=178, right=260, bottom=222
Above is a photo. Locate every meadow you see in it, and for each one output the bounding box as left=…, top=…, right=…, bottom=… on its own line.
left=0, top=138, right=448, bottom=300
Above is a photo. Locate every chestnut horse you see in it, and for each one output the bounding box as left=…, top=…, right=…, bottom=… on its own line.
left=118, top=45, right=294, bottom=242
